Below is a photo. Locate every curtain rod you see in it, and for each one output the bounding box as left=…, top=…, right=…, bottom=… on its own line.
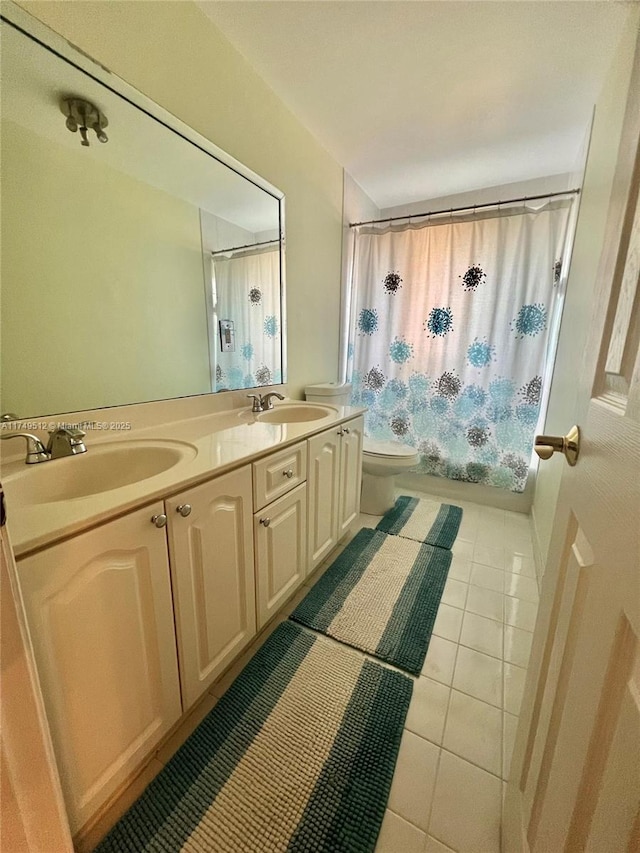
left=211, top=238, right=279, bottom=256
left=349, top=188, right=581, bottom=228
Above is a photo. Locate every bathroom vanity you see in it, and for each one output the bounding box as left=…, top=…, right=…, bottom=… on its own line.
left=0, top=7, right=364, bottom=841
left=6, top=404, right=364, bottom=834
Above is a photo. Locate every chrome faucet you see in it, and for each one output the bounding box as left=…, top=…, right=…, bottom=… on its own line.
left=246, top=392, right=285, bottom=413
left=0, top=432, right=49, bottom=464
left=46, top=426, right=87, bottom=459
left=261, top=392, right=285, bottom=410
left=1, top=425, right=87, bottom=464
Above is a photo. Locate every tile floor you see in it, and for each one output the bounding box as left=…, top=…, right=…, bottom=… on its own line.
left=370, top=490, right=539, bottom=853
left=87, top=487, right=539, bottom=853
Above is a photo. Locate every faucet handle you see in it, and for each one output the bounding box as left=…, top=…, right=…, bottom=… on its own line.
left=247, top=394, right=263, bottom=413
left=0, top=432, right=49, bottom=464
left=48, top=425, right=86, bottom=439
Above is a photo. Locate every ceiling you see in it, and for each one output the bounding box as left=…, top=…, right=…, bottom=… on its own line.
left=200, top=1, right=632, bottom=209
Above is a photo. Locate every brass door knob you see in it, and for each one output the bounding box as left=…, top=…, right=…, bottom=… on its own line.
left=534, top=425, right=580, bottom=466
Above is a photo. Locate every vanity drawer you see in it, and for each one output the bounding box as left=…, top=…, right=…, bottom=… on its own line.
left=253, top=442, right=306, bottom=510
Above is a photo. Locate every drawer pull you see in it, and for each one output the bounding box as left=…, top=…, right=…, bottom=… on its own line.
left=176, top=504, right=192, bottom=517
left=343, top=427, right=350, bottom=435
left=151, top=513, right=167, bottom=528
left=283, top=469, right=294, bottom=478
left=259, top=517, right=271, bottom=527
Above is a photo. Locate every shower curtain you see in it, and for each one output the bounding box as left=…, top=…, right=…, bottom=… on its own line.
left=347, top=202, right=570, bottom=492
left=211, top=246, right=281, bottom=390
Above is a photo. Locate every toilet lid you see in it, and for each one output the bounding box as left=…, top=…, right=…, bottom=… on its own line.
left=363, top=438, right=418, bottom=458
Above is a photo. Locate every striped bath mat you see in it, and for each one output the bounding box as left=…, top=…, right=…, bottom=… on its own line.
left=291, top=528, right=451, bottom=675
left=376, top=495, right=463, bottom=549
left=95, top=621, right=412, bottom=853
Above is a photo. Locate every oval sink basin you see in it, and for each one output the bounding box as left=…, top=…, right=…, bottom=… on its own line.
left=5, top=439, right=197, bottom=505
left=257, top=404, right=337, bottom=424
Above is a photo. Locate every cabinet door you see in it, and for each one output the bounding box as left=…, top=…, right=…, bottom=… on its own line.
left=254, top=482, right=307, bottom=629
left=338, top=416, right=364, bottom=537
left=17, top=503, right=181, bottom=833
left=165, top=467, right=256, bottom=709
left=307, top=427, right=341, bottom=573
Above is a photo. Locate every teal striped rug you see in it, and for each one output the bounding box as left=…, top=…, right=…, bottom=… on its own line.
left=291, top=529, right=451, bottom=675
left=376, top=495, right=463, bottom=549
left=95, top=621, right=412, bottom=853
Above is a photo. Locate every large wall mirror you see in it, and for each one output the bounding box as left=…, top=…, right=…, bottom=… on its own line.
left=0, top=14, right=285, bottom=420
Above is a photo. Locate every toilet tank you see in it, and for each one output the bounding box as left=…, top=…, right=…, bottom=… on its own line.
left=305, top=382, right=352, bottom=406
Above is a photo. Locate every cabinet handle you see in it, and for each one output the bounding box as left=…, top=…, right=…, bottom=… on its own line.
left=343, top=427, right=350, bottom=434
left=259, top=517, right=271, bottom=527
left=176, top=504, right=192, bottom=517
left=283, top=469, right=294, bottom=478
left=151, top=513, right=167, bottom=528
left=337, top=428, right=344, bottom=436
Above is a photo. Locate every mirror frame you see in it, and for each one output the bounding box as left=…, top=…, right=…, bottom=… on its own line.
left=0, top=1, right=287, bottom=420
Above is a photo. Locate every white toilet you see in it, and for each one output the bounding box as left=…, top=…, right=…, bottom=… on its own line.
left=305, top=382, right=420, bottom=515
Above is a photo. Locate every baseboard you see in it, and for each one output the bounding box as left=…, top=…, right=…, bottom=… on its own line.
left=396, top=472, right=533, bottom=513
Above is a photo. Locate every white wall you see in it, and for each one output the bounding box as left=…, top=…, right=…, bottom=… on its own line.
left=16, top=0, right=345, bottom=401
left=532, top=10, right=640, bottom=571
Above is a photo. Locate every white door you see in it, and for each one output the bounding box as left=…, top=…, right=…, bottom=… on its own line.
left=337, top=416, right=364, bottom=537
left=165, top=467, right=256, bottom=710
left=255, top=482, right=307, bottom=628
left=504, top=38, right=640, bottom=853
left=307, top=427, right=341, bottom=573
left=17, top=502, right=182, bottom=833
left=0, top=502, right=73, bottom=852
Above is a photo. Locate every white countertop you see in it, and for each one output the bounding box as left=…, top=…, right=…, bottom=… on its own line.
left=3, top=403, right=366, bottom=558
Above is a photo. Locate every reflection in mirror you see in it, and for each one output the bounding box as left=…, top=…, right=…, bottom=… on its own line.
left=201, top=212, right=282, bottom=391
left=0, top=18, right=284, bottom=420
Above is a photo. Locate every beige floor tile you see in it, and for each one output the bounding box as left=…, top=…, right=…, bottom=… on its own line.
left=503, top=712, right=519, bottom=780
left=473, top=543, right=506, bottom=570
left=505, top=552, right=537, bottom=577
left=504, top=596, right=538, bottom=632
left=441, top=578, right=469, bottom=609
left=469, top=563, right=504, bottom=593
left=475, top=523, right=506, bottom=547
left=504, top=573, right=539, bottom=603
left=504, top=663, right=527, bottom=715
left=452, top=538, right=474, bottom=560
left=448, top=556, right=472, bottom=583
left=425, top=836, right=456, bottom=852
left=453, top=646, right=503, bottom=708
left=443, top=690, right=502, bottom=775
left=505, top=533, right=534, bottom=556
left=459, top=611, right=503, bottom=659
left=429, top=751, right=502, bottom=852
left=433, top=603, right=464, bottom=642
left=375, top=810, right=426, bottom=853
left=405, top=676, right=451, bottom=746
left=422, top=635, right=458, bottom=685
left=388, top=731, right=440, bottom=832
left=465, top=585, right=504, bottom=622
left=503, top=625, right=533, bottom=668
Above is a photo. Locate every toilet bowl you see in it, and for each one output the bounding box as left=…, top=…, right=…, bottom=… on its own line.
left=304, top=382, right=420, bottom=516
left=361, top=438, right=420, bottom=515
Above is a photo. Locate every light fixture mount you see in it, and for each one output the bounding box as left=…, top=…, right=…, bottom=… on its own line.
left=60, top=97, right=108, bottom=146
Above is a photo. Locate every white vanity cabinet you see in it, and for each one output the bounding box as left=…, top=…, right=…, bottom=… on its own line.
left=165, top=466, right=256, bottom=710
left=307, top=416, right=364, bottom=573
left=254, top=482, right=308, bottom=628
left=253, top=443, right=308, bottom=628
left=16, top=502, right=182, bottom=833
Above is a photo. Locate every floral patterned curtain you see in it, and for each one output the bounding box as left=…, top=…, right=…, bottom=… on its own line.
left=347, top=202, right=570, bottom=492
left=212, top=246, right=282, bottom=390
